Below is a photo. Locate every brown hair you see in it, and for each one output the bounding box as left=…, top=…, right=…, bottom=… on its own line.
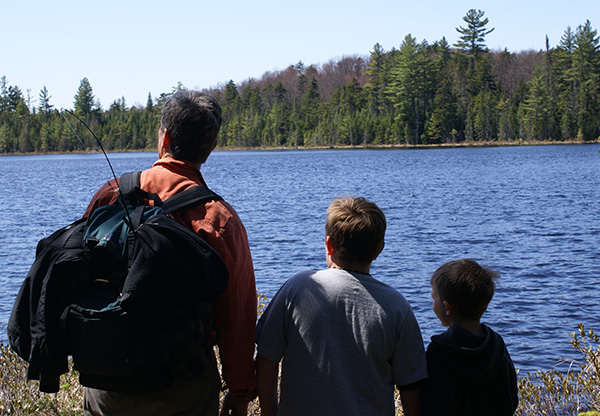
left=430, top=259, right=499, bottom=320
left=325, top=196, right=386, bottom=264
left=160, top=90, right=222, bottom=165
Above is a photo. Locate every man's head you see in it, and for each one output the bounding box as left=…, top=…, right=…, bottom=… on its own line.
left=430, top=259, right=499, bottom=323
left=159, top=91, right=222, bottom=165
left=325, top=196, right=386, bottom=266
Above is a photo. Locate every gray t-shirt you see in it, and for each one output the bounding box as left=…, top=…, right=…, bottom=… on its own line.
left=256, top=268, right=427, bottom=416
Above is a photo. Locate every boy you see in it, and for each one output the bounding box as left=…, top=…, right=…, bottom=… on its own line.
left=255, top=196, right=428, bottom=416
left=424, top=259, right=518, bottom=415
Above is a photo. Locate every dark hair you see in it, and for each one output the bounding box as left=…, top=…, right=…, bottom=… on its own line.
left=430, top=259, right=499, bottom=320
left=160, top=91, right=222, bottom=164
left=325, top=196, right=386, bottom=264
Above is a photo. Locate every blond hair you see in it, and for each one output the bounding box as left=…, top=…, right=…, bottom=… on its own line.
left=325, top=196, right=386, bottom=264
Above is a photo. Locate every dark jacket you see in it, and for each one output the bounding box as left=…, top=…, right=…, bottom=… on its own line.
left=7, top=218, right=87, bottom=392
left=423, top=324, right=519, bottom=416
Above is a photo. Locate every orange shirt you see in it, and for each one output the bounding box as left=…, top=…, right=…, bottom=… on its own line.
left=84, top=157, right=257, bottom=398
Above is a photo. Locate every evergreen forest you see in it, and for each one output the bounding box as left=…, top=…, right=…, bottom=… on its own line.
left=1, top=10, right=599, bottom=154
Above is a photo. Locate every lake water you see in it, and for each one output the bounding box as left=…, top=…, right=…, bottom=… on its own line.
left=1, top=145, right=599, bottom=374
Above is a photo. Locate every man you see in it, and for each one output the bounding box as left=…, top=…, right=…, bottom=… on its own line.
left=83, top=91, right=257, bottom=415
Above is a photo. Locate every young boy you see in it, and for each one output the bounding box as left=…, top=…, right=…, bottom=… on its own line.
left=255, top=196, right=428, bottom=416
left=424, top=259, right=518, bottom=415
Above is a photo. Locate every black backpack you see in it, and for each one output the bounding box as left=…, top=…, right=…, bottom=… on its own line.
left=7, top=171, right=229, bottom=394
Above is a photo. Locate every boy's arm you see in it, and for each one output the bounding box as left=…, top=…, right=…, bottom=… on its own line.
left=398, top=387, right=422, bottom=416
left=256, top=353, right=279, bottom=416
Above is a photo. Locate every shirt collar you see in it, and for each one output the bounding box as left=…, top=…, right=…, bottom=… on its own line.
left=152, top=156, right=206, bottom=185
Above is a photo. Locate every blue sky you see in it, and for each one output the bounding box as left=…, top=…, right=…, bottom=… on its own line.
left=2, top=0, right=597, bottom=109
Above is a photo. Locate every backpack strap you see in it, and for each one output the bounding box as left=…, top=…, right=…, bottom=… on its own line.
left=119, top=171, right=222, bottom=214
left=161, top=186, right=223, bottom=214
left=118, top=171, right=163, bottom=207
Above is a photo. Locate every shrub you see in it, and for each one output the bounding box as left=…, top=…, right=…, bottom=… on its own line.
left=517, top=324, right=600, bottom=416
left=0, top=293, right=269, bottom=415
left=0, top=344, right=82, bottom=415
left=2, top=321, right=597, bottom=415
left=0, top=343, right=261, bottom=416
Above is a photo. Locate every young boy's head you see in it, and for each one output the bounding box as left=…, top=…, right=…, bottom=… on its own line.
left=430, top=259, right=499, bottom=325
left=325, top=197, right=386, bottom=265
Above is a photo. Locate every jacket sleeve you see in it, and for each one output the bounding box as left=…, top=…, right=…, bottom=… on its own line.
left=190, top=208, right=258, bottom=399
left=83, top=180, right=119, bottom=218
left=422, top=344, right=460, bottom=416
left=8, top=245, right=73, bottom=393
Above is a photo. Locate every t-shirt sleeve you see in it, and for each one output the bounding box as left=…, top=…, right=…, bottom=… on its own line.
left=392, top=306, right=428, bottom=387
left=255, top=282, right=293, bottom=363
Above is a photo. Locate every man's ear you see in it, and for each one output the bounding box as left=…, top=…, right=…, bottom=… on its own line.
left=161, top=129, right=171, bottom=151
left=158, top=127, right=172, bottom=159
left=325, top=235, right=335, bottom=255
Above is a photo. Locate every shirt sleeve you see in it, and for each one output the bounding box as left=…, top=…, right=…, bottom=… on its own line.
left=255, top=282, right=291, bottom=363
left=392, top=307, right=428, bottom=387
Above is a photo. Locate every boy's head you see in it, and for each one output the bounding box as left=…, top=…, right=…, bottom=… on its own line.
left=430, top=259, right=499, bottom=323
left=325, top=196, right=386, bottom=265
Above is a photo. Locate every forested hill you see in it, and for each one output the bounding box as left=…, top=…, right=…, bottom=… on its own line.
left=1, top=10, right=599, bottom=154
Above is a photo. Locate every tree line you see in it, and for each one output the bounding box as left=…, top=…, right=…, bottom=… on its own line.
left=1, top=10, right=599, bottom=154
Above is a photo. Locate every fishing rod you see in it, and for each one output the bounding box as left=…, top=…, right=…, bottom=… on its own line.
left=61, top=109, right=137, bottom=230
left=61, top=109, right=119, bottom=185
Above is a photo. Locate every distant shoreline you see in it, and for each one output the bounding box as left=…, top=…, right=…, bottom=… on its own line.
left=228, top=139, right=599, bottom=152
left=1, top=139, right=598, bottom=157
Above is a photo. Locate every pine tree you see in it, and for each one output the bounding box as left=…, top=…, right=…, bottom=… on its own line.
left=109, top=96, right=127, bottom=112
left=299, top=77, right=321, bottom=145
left=221, top=80, right=240, bottom=147
left=0, top=76, right=9, bottom=114
left=455, top=9, right=495, bottom=56
left=7, top=85, right=24, bottom=112
left=387, top=35, right=436, bottom=144
left=520, top=69, right=551, bottom=140
left=469, top=89, right=498, bottom=141
left=38, top=86, right=54, bottom=115
left=572, top=20, right=600, bottom=140
left=553, top=27, right=578, bottom=139
left=146, top=93, right=154, bottom=112
left=364, top=43, right=389, bottom=116
left=427, top=74, right=457, bottom=143
left=73, top=77, right=95, bottom=117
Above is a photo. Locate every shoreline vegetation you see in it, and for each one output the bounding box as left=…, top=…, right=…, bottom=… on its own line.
left=1, top=323, right=599, bottom=415
left=1, top=138, right=599, bottom=158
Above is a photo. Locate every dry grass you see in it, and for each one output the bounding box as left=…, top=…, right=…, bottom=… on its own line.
left=2, top=324, right=598, bottom=415
left=516, top=324, right=600, bottom=416
left=0, top=343, right=260, bottom=416
left=0, top=344, right=83, bottom=415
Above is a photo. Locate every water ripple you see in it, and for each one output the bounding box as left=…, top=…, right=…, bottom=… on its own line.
left=1, top=145, right=599, bottom=375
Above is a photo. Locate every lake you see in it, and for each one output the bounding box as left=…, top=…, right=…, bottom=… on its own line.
left=1, top=144, right=599, bottom=374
